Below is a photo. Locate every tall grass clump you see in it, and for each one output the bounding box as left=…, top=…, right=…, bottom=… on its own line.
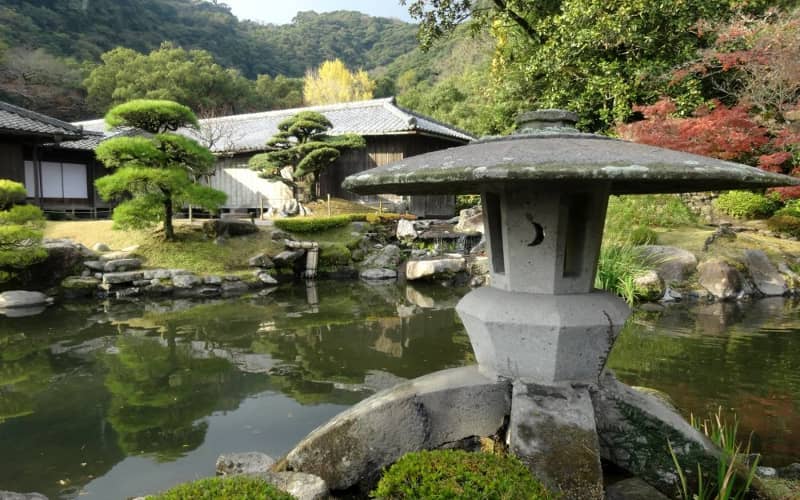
left=595, top=243, right=649, bottom=305
left=669, top=408, right=760, bottom=500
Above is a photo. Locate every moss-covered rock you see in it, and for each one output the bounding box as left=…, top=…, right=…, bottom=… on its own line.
left=60, top=276, right=100, bottom=298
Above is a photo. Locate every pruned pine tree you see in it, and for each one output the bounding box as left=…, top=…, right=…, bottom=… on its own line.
left=95, top=100, right=227, bottom=240
left=248, top=111, right=365, bottom=202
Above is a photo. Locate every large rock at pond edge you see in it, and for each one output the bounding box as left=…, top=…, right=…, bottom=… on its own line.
left=248, top=253, right=275, bottom=268
left=605, top=478, right=669, bottom=500
left=216, top=452, right=275, bottom=476
left=396, top=219, right=417, bottom=240
left=633, top=270, right=665, bottom=301
left=697, top=258, right=743, bottom=300
left=203, top=219, right=258, bottom=238
left=0, top=492, right=48, bottom=500
left=252, top=472, right=328, bottom=500
left=102, top=271, right=143, bottom=285
left=742, top=250, right=787, bottom=297
left=455, top=206, right=484, bottom=234
left=171, top=274, right=201, bottom=289
left=592, top=371, right=722, bottom=496
left=509, top=382, right=603, bottom=500
left=272, top=249, right=305, bottom=268
left=0, top=291, right=51, bottom=308
left=359, top=268, right=397, bottom=281
left=103, top=258, right=142, bottom=273
left=406, top=256, right=466, bottom=281
left=60, top=276, right=100, bottom=298
left=361, top=244, right=401, bottom=269
left=638, top=245, right=698, bottom=284
left=279, top=366, right=510, bottom=491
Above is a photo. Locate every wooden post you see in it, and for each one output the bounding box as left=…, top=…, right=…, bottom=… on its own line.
left=259, top=196, right=264, bottom=219
left=327, top=194, right=331, bottom=217
left=188, top=204, right=193, bottom=222
left=379, top=199, right=383, bottom=214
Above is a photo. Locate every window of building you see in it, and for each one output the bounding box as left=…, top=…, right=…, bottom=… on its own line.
left=24, top=160, right=88, bottom=198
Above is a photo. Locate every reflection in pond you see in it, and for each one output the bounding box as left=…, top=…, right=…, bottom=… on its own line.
left=609, top=298, right=800, bottom=466
left=1, top=284, right=799, bottom=498
left=0, top=281, right=472, bottom=499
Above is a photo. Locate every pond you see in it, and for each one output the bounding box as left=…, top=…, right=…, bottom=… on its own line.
left=0, top=282, right=798, bottom=499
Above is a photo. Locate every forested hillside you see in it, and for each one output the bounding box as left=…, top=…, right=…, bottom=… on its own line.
left=0, top=0, right=421, bottom=119
left=0, top=1, right=417, bottom=78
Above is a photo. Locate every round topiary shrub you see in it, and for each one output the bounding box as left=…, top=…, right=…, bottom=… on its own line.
left=0, top=179, right=27, bottom=210
left=372, top=449, right=553, bottom=499
left=713, top=190, right=781, bottom=219
left=148, top=475, right=295, bottom=500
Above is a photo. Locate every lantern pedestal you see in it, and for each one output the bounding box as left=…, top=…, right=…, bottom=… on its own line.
left=457, top=288, right=630, bottom=383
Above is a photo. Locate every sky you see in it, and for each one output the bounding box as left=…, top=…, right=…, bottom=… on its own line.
left=222, top=1, right=414, bottom=25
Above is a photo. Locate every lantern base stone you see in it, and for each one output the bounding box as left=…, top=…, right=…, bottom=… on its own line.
left=457, top=287, right=630, bottom=384
left=509, top=381, right=604, bottom=500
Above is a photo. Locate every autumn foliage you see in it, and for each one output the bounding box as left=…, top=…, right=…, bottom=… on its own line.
left=619, top=6, right=800, bottom=200
left=618, top=99, right=769, bottom=162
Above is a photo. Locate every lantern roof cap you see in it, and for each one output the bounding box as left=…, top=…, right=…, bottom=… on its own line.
left=343, top=110, right=800, bottom=195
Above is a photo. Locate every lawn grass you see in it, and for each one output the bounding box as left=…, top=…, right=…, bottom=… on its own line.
left=44, top=219, right=284, bottom=275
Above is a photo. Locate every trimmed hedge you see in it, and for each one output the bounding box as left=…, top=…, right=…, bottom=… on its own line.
left=372, top=449, right=553, bottom=499
left=148, top=476, right=295, bottom=500
left=713, top=191, right=781, bottom=219
left=274, top=215, right=351, bottom=233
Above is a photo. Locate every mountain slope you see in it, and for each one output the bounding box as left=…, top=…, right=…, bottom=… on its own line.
left=0, top=1, right=418, bottom=78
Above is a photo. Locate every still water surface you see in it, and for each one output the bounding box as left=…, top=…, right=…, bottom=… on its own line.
left=0, top=282, right=798, bottom=498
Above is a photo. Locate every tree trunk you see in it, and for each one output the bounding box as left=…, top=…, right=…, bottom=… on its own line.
left=310, top=171, right=320, bottom=201
left=163, top=194, right=175, bottom=240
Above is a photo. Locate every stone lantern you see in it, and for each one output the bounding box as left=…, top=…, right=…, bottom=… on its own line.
left=280, top=111, right=798, bottom=499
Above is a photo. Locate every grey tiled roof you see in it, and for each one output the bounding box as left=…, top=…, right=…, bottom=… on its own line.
left=74, top=97, right=475, bottom=153
left=0, top=101, right=84, bottom=139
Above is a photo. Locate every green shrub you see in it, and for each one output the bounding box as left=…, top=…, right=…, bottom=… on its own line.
left=767, top=214, right=800, bottom=238
left=274, top=215, right=351, bottom=233
left=0, top=187, right=47, bottom=282
left=0, top=205, right=45, bottom=227
left=629, top=225, right=658, bottom=245
left=774, top=199, right=800, bottom=218
left=148, top=476, right=295, bottom=500
left=372, top=449, right=553, bottom=500
left=606, top=194, right=696, bottom=230
left=0, top=180, right=27, bottom=210
left=713, top=190, right=781, bottom=219
left=456, top=194, right=481, bottom=211
left=365, top=213, right=416, bottom=224
left=319, top=242, right=352, bottom=266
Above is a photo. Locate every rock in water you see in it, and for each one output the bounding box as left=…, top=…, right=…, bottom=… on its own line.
left=215, top=452, right=275, bottom=476
left=697, top=258, right=743, bottom=300
left=406, top=257, right=466, bottom=281
left=0, top=291, right=51, bottom=308
left=743, top=250, right=787, bottom=297
left=638, top=245, right=698, bottom=284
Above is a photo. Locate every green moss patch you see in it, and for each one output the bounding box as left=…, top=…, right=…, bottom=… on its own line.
left=148, top=475, right=294, bottom=499
left=372, top=449, right=553, bottom=499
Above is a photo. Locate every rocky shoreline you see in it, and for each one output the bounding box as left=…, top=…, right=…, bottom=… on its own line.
left=3, top=210, right=800, bottom=316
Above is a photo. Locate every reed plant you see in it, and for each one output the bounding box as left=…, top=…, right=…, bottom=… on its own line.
left=669, top=408, right=760, bottom=500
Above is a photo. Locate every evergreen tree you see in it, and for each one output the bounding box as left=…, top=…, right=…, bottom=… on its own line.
left=248, top=111, right=365, bottom=201
left=95, top=100, right=226, bottom=240
left=0, top=180, right=47, bottom=283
